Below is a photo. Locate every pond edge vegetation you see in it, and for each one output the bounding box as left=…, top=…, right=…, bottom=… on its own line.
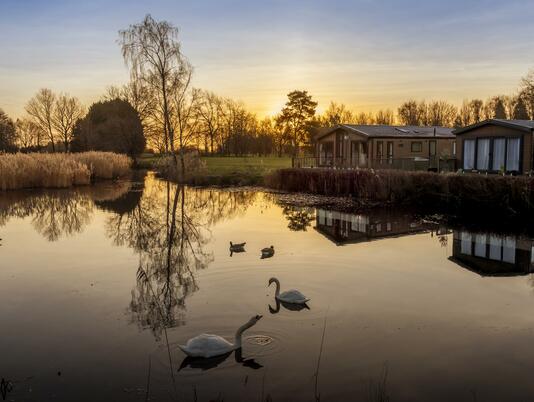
left=0, top=151, right=132, bottom=190
left=266, top=168, right=534, bottom=219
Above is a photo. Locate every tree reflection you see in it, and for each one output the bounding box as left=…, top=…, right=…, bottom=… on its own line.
left=0, top=182, right=130, bottom=241
left=282, top=205, right=315, bottom=231
left=105, top=175, right=256, bottom=339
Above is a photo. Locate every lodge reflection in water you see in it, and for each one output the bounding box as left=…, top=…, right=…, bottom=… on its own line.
left=450, top=231, right=534, bottom=276
left=313, top=207, right=534, bottom=278
left=314, top=208, right=425, bottom=245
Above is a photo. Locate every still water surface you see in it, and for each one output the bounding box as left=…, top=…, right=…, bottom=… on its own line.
left=2, top=173, right=534, bottom=401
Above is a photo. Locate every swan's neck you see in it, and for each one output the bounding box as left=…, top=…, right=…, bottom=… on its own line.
left=272, top=279, right=280, bottom=297
left=234, top=321, right=254, bottom=348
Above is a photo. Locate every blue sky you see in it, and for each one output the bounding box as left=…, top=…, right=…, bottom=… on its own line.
left=2, top=0, right=534, bottom=117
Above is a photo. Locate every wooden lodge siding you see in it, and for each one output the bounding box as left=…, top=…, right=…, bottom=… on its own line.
left=314, top=125, right=455, bottom=170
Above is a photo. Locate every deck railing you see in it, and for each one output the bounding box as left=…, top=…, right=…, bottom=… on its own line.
left=292, top=156, right=457, bottom=172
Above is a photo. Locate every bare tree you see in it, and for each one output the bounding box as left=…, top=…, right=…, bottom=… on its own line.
left=426, top=100, right=457, bottom=127
left=374, top=109, right=395, bottom=125
left=119, top=14, right=190, bottom=160
left=197, top=90, right=223, bottom=154
left=354, top=112, right=374, bottom=125
left=397, top=100, right=419, bottom=125
left=25, top=88, right=57, bottom=151
left=320, top=101, right=354, bottom=126
left=53, top=93, right=84, bottom=151
left=520, top=69, right=534, bottom=119
left=15, top=118, right=43, bottom=149
left=169, top=62, right=201, bottom=176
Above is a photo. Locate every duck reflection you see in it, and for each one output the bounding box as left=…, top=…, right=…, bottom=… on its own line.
left=268, top=298, right=310, bottom=314
left=449, top=230, right=534, bottom=277
left=178, top=348, right=263, bottom=371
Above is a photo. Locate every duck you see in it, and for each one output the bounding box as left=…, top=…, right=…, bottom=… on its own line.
left=229, top=241, right=246, bottom=256
left=268, top=277, right=309, bottom=305
left=178, top=315, right=263, bottom=358
left=260, top=246, right=275, bottom=259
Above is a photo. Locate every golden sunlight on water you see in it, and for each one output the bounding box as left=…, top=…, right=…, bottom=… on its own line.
left=1, top=173, right=534, bottom=401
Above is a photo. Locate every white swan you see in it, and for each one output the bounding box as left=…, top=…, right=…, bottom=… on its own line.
left=268, top=277, right=310, bottom=305
left=178, top=315, right=263, bottom=358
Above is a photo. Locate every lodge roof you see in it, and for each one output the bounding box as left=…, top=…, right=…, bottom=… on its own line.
left=453, top=119, right=534, bottom=135
left=315, top=124, right=455, bottom=141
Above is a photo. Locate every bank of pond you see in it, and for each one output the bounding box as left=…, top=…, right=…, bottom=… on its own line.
left=266, top=168, right=534, bottom=220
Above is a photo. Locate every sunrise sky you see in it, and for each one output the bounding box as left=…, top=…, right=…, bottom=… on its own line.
left=2, top=0, right=534, bottom=119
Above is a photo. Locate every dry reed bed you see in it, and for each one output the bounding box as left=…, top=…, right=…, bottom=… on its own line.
left=0, top=152, right=131, bottom=190
left=266, top=168, right=534, bottom=217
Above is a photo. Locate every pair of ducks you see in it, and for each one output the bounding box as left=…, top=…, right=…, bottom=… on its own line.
left=178, top=277, right=309, bottom=358
left=229, top=242, right=275, bottom=259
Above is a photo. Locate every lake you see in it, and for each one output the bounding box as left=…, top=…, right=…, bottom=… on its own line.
left=2, top=172, right=534, bottom=402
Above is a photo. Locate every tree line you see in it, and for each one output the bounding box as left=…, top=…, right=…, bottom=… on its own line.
left=2, top=14, right=534, bottom=157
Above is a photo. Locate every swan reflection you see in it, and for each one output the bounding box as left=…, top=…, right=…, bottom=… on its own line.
left=178, top=347, right=263, bottom=371
left=269, top=298, right=310, bottom=314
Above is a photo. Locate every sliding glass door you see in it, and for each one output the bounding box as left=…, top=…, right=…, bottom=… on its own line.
left=492, top=138, right=506, bottom=171
left=463, top=139, right=475, bottom=170
left=506, top=138, right=520, bottom=172
left=476, top=139, right=490, bottom=170
left=464, top=137, right=521, bottom=173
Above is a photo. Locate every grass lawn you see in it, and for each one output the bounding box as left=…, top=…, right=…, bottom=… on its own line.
left=202, top=156, right=291, bottom=175
left=135, top=154, right=292, bottom=185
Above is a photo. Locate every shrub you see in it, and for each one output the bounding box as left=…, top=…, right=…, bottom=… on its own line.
left=265, top=168, right=534, bottom=218
left=156, top=153, right=207, bottom=182
left=0, top=152, right=132, bottom=190
left=71, top=99, right=145, bottom=157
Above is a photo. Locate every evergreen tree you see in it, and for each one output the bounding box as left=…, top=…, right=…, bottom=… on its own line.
left=513, top=96, right=529, bottom=119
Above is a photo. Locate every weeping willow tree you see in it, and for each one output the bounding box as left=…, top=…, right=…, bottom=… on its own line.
left=119, top=14, right=193, bottom=176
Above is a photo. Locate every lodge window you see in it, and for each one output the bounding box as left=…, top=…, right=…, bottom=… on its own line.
left=463, top=137, right=521, bottom=172
left=429, top=140, right=436, bottom=156
left=387, top=141, right=393, bottom=164
left=411, top=142, right=422, bottom=152
left=376, top=141, right=383, bottom=159
left=452, top=141, right=457, bottom=156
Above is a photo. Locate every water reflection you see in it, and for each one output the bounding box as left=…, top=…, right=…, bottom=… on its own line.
left=450, top=231, right=534, bottom=277
left=104, top=176, right=257, bottom=338
left=0, top=174, right=257, bottom=340
left=314, top=208, right=426, bottom=245
left=0, top=378, right=13, bottom=401
left=128, top=182, right=213, bottom=338
left=268, top=298, right=310, bottom=314
left=311, top=204, right=534, bottom=279
left=282, top=205, right=315, bottom=231
left=4, top=176, right=534, bottom=400
left=178, top=348, right=263, bottom=371
left=0, top=182, right=131, bottom=241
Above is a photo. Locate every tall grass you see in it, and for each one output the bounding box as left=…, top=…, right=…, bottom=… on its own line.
left=0, top=152, right=132, bottom=190
left=71, top=151, right=131, bottom=180
left=266, top=168, right=534, bottom=218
